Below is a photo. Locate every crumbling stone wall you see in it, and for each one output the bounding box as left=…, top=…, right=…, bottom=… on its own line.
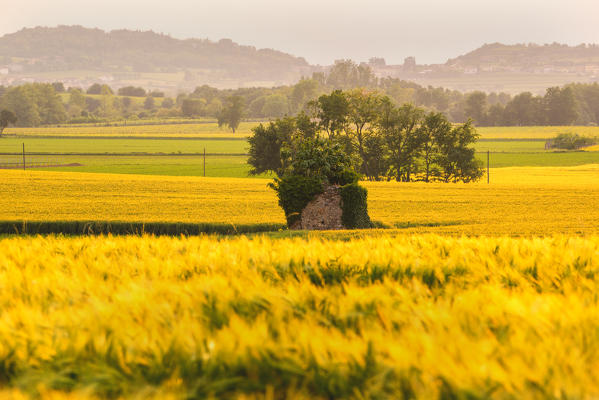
left=290, top=185, right=344, bottom=230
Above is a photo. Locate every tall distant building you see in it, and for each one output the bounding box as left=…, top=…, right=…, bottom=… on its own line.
left=403, top=56, right=416, bottom=72
left=368, top=57, right=386, bottom=67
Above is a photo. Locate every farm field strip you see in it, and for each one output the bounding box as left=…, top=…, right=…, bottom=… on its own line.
left=0, top=137, right=559, bottom=154
left=476, top=125, right=599, bottom=139
left=4, top=122, right=256, bottom=138
left=474, top=151, right=599, bottom=168
left=0, top=154, right=260, bottom=178
left=0, top=137, right=248, bottom=155
left=7, top=124, right=599, bottom=140
left=1, top=167, right=599, bottom=235
left=1, top=151, right=597, bottom=178
left=1, top=235, right=599, bottom=398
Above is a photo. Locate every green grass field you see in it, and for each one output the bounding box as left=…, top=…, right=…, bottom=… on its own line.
left=0, top=137, right=553, bottom=155
left=0, top=154, right=263, bottom=178
left=1, top=151, right=597, bottom=178
left=1, top=124, right=598, bottom=177
left=475, top=151, right=599, bottom=168
left=474, top=139, right=546, bottom=152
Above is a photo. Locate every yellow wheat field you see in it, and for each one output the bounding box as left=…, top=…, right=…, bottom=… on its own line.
left=4, top=122, right=255, bottom=138
left=1, top=166, right=599, bottom=235
left=476, top=126, right=599, bottom=139
left=7, top=124, right=599, bottom=139
left=0, top=234, right=598, bottom=398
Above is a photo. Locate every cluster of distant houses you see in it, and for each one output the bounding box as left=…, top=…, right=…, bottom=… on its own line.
left=363, top=56, right=599, bottom=79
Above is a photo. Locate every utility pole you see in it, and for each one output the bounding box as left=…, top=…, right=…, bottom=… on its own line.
left=487, top=150, right=490, bottom=184
left=203, top=147, right=206, bottom=177
left=22, top=143, right=25, bottom=171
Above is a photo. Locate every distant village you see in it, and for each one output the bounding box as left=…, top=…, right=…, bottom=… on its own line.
left=2, top=41, right=599, bottom=95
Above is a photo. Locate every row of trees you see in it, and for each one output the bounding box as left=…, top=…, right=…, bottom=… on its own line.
left=2, top=59, right=599, bottom=126
left=464, top=87, right=580, bottom=126
left=0, top=83, right=178, bottom=126
left=249, top=90, right=483, bottom=183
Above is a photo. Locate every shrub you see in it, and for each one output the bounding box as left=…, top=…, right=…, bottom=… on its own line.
left=331, top=168, right=360, bottom=186
left=340, top=183, right=372, bottom=229
left=269, top=175, right=323, bottom=226
left=547, top=133, right=597, bottom=150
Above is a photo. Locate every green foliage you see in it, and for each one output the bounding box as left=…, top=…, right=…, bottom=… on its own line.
left=325, top=60, right=377, bottom=89
left=87, top=83, right=112, bottom=95
left=247, top=119, right=292, bottom=176
left=310, top=90, right=349, bottom=138
left=378, top=101, right=424, bottom=181
left=289, top=78, right=320, bottom=113
left=284, top=137, right=353, bottom=183
left=262, top=129, right=367, bottom=228
left=0, top=109, right=17, bottom=136
left=161, top=98, right=174, bottom=109
left=261, top=94, right=289, bottom=118
left=117, top=86, right=146, bottom=97
left=0, top=83, right=66, bottom=126
left=332, top=169, right=360, bottom=186
left=289, top=138, right=351, bottom=183
left=181, top=98, right=205, bottom=117
left=544, top=86, right=578, bottom=125
left=464, top=91, right=488, bottom=125
left=548, top=132, right=597, bottom=150
left=248, top=89, right=484, bottom=185
left=436, top=120, right=484, bottom=183
left=339, top=183, right=372, bottom=229
left=268, top=176, right=324, bottom=226
left=143, top=96, right=155, bottom=110
left=247, top=115, right=319, bottom=177
left=218, top=95, right=245, bottom=133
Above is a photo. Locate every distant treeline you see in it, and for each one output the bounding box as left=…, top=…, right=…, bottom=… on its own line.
left=1, top=60, right=599, bottom=127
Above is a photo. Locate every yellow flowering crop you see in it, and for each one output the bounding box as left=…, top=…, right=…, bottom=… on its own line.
left=1, top=165, right=599, bottom=235
left=4, top=122, right=255, bottom=138
left=1, top=235, right=599, bottom=398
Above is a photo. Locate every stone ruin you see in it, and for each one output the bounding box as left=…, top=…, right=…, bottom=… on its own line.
left=289, top=185, right=345, bottom=230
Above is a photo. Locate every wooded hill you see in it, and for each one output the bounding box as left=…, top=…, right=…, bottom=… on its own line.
left=2, top=27, right=599, bottom=94
left=0, top=26, right=311, bottom=88
left=445, top=43, right=599, bottom=71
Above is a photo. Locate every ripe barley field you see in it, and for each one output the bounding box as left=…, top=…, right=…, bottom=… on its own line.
left=1, top=165, right=598, bottom=235
left=6, top=124, right=599, bottom=140
left=3, top=122, right=255, bottom=138
left=1, top=235, right=598, bottom=399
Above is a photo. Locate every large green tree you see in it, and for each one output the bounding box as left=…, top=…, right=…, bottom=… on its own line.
left=248, top=118, right=295, bottom=177
left=217, top=95, right=245, bottom=133
left=309, top=90, right=349, bottom=138
left=435, top=120, right=484, bottom=183
left=464, top=91, right=488, bottom=125
left=261, top=94, right=289, bottom=118
left=544, top=86, right=578, bottom=125
left=0, top=109, right=17, bottom=136
left=345, top=89, right=384, bottom=178
left=378, top=101, right=424, bottom=182
left=0, top=83, right=66, bottom=126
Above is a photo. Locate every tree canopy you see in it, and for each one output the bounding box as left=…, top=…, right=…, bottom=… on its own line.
left=217, top=95, right=245, bottom=133
left=248, top=89, right=484, bottom=183
left=0, top=109, right=17, bottom=136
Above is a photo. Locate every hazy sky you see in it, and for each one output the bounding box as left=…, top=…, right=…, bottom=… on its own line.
left=3, top=0, right=599, bottom=65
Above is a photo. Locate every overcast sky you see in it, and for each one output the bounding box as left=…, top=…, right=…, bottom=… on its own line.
left=3, top=0, right=599, bottom=65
